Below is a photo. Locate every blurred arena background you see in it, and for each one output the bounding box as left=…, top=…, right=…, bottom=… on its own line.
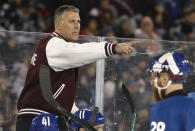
left=0, top=0, right=195, bottom=131
left=1, top=0, right=195, bottom=41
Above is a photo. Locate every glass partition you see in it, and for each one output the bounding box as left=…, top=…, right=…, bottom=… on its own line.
left=0, top=31, right=48, bottom=130
left=0, top=30, right=194, bottom=131
left=103, top=37, right=195, bottom=131
left=0, top=31, right=101, bottom=131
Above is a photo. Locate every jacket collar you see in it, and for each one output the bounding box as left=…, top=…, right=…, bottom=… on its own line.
left=52, top=32, right=67, bottom=41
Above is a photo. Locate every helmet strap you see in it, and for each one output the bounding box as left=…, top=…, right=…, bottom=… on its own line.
left=154, top=78, right=172, bottom=99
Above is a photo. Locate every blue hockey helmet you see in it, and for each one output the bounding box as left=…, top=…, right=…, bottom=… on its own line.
left=149, top=52, right=190, bottom=83
left=30, top=114, right=59, bottom=131
left=71, top=109, right=104, bottom=131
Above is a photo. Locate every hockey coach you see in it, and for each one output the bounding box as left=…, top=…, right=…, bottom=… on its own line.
left=16, top=5, right=139, bottom=131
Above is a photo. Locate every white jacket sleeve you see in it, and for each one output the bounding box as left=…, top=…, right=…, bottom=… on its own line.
left=46, top=37, right=116, bottom=71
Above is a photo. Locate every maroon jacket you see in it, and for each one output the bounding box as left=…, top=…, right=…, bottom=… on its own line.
left=17, top=34, right=79, bottom=117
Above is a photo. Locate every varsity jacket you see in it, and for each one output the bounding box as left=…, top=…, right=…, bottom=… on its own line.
left=17, top=32, right=116, bottom=117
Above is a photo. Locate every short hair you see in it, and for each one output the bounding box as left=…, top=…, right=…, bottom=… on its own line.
left=54, top=5, right=79, bottom=23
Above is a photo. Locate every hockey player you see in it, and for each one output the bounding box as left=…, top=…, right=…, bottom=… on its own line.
left=30, top=114, right=60, bottom=131
left=29, top=109, right=104, bottom=131
left=149, top=52, right=195, bottom=131
left=16, top=5, right=139, bottom=131
left=71, top=109, right=105, bottom=131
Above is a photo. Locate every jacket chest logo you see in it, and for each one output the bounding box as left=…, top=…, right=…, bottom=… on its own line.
left=53, top=84, right=65, bottom=99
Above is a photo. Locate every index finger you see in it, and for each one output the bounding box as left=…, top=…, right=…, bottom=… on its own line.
left=127, top=41, right=140, bottom=46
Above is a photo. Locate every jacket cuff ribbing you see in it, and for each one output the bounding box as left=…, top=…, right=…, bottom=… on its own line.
left=105, top=43, right=117, bottom=57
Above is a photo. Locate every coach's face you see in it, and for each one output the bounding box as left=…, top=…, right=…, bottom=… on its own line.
left=59, top=11, right=80, bottom=41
